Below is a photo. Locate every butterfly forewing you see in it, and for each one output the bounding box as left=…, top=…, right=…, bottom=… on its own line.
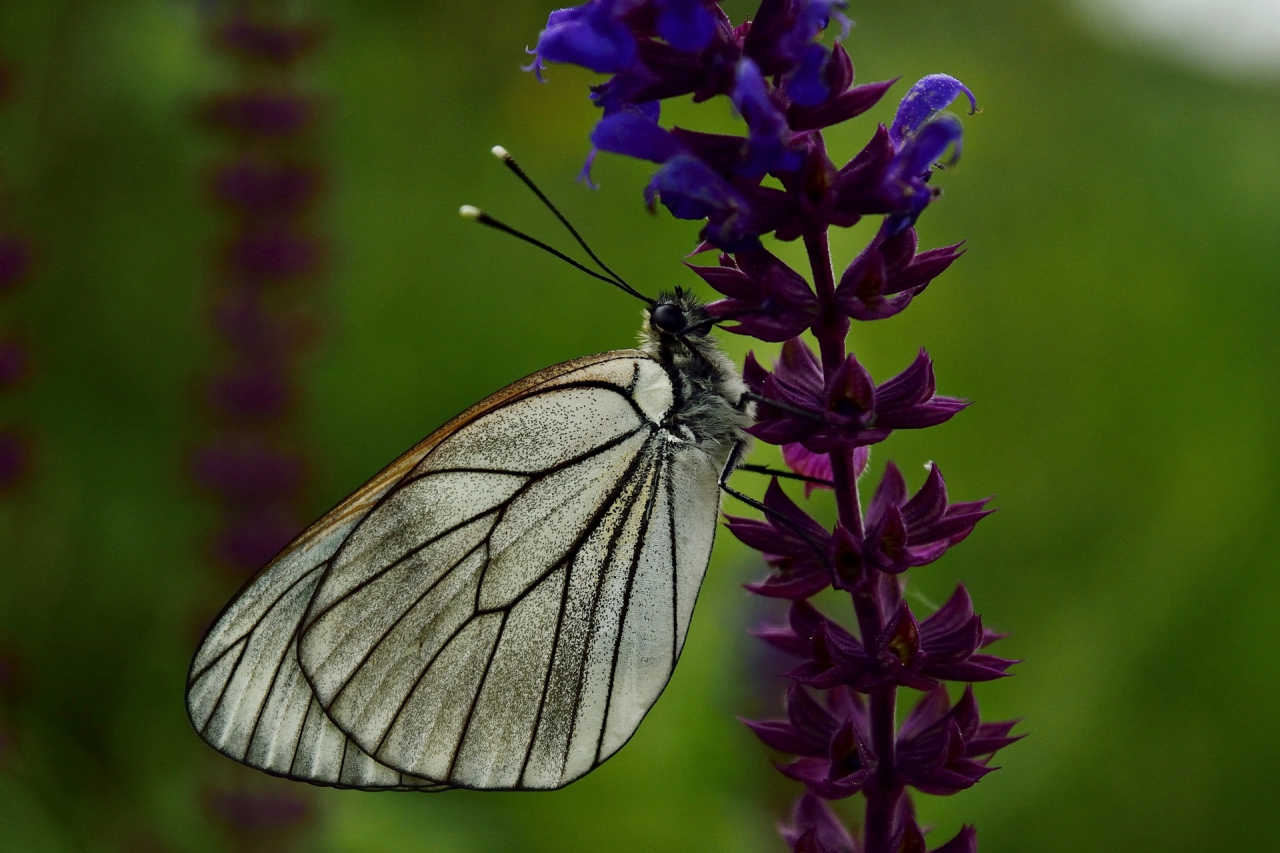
left=186, top=351, right=644, bottom=790
left=294, top=353, right=725, bottom=790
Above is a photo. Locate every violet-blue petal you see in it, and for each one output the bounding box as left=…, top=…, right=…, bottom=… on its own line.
left=786, top=43, right=831, bottom=107
left=530, top=0, right=637, bottom=74
left=890, top=73, right=977, bottom=146
left=797, top=0, right=852, bottom=42
left=890, top=112, right=965, bottom=180
left=733, top=58, right=804, bottom=178
left=578, top=148, right=601, bottom=188
left=655, top=0, right=717, bottom=53
left=591, top=111, right=683, bottom=163
left=646, top=154, right=743, bottom=219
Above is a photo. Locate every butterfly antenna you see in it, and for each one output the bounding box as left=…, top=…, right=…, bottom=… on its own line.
left=490, top=147, right=637, bottom=285
left=459, top=206, right=646, bottom=298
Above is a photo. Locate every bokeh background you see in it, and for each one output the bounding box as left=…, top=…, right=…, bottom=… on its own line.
left=1, top=0, right=1278, bottom=850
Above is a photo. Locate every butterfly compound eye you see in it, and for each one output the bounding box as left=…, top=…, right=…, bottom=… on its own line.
left=651, top=303, right=686, bottom=334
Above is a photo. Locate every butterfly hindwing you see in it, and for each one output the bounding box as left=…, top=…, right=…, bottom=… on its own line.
left=293, top=352, right=728, bottom=790
left=185, top=500, right=448, bottom=790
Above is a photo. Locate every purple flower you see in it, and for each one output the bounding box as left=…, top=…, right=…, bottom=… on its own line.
left=589, top=106, right=682, bottom=170
left=733, top=59, right=804, bottom=178
left=191, top=440, right=306, bottom=505
left=226, top=228, right=325, bottom=282
left=215, top=17, right=323, bottom=64
left=527, top=0, right=637, bottom=77
left=0, top=429, right=30, bottom=490
left=913, top=586, right=1015, bottom=681
left=588, top=21, right=743, bottom=111
left=211, top=160, right=323, bottom=218
left=694, top=247, right=819, bottom=341
left=205, top=788, right=312, bottom=832
left=516, top=5, right=1006, bottom=849
left=743, top=0, right=850, bottom=81
left=879, top=75, right=976, bottom=233
left=745, top=683, right=1019, bottom=801
left=727, top=478, right=832, bottom=599
left=836, top=225, right=963, bottom=321
left=645, top=154, right=767, bottom=250
left=0, top=234, right=31, bottom=293
left=204, top=93, right=316, bottom=138
left=855, top=461, right=993, bottom=575
left=745, top=684, right=875, bottom=799
left=654, top=0, right=720, bottom=52
left=897, top=686, right=1021, bottom=796
left=753, top=597, right=827, bottom=660
left=889, top=74, right=977, bottom=147
left=781, top=442, right=868, bottom=497
left=779, top=791, right=859, bottom=853
left=211, top=293, right=315, bottom=361
left=788, top=69, right=896, bottom=133
left=783, top=586, right=1015, bottom=691
left=888, top=810, right=977, bottom=853
left=0, top=337, right=30, bottom=389
left=205, top=365, right=294, bottom=419
left=745, top=339, right=968, bottom=451
left=214, top=505, right=304, bottom=574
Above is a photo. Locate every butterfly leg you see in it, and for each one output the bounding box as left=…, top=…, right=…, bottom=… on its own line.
left=736, top=463, right=833, bottom=488
left=717, top=440, right=829, bottom=563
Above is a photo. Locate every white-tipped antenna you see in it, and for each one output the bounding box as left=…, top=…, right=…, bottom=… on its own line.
left=479, top=144, right=653, bottom=305
left=460, top=200, right=651, bottom=300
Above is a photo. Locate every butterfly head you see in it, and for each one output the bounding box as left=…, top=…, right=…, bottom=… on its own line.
left=645, top=288, right=714, bottom=340
left=641, top=286, right=749, bottom=454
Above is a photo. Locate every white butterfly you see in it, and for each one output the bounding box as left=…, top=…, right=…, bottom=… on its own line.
left=186, top=275, right=754, bottom=790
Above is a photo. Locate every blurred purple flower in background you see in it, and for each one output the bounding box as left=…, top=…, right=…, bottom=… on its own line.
left=0, top=58, right=29, bottom=778
left=0, top=61, right=33, bottom=492
left=527, top=0, right=1014, bottom=849
left=0, top=647, right=22, bottom=770
left=190, top=3, right=328, bottom=842
left=193, top=1, right=327, bottom=580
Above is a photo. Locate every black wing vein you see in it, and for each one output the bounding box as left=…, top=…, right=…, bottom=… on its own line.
left=594, top=442, right=667, bottom=765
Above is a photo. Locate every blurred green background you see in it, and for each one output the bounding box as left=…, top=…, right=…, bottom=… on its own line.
left=2, top=0, right=1279, bottom=850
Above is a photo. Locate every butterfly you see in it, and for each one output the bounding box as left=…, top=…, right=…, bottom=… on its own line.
left=185, top=149, right=776, bottom=792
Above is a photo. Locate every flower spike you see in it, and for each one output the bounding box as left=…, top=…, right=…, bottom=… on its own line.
left=522, top=3, right=1007, bottom=849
